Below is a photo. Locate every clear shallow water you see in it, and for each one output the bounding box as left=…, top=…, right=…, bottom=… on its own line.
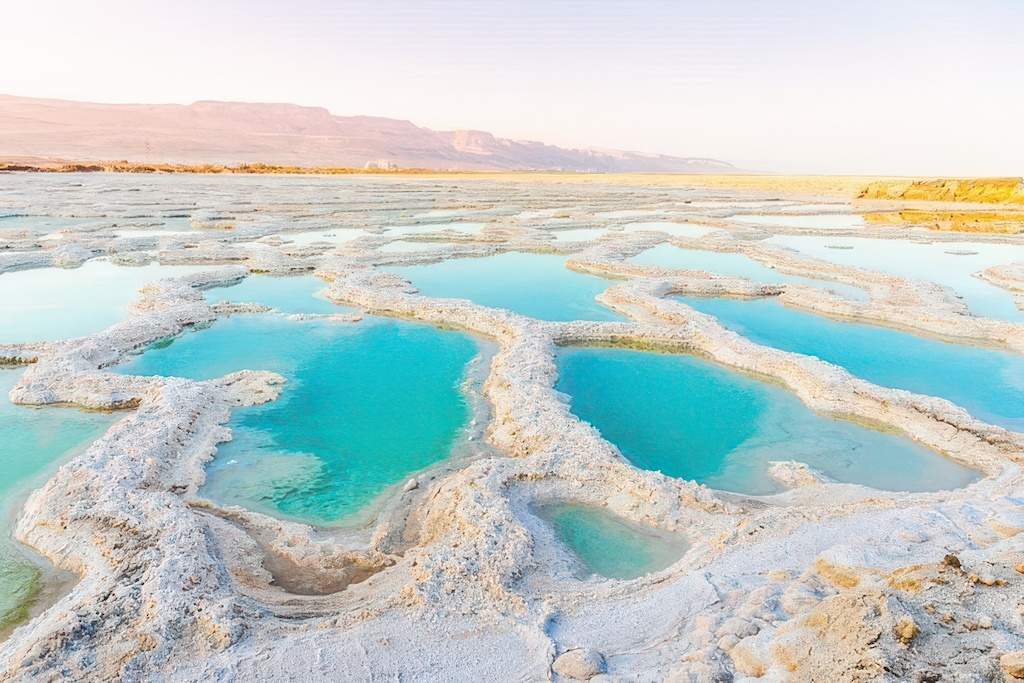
left=205, top=274, right=344, bottom=315
left=535, top=503, right=687, bottom=580
left=386, top=252, right=623, bottom=321
left=731, top=213, right=866, bottom=229
left=677, top=296, right=1024, bottom=431
left=621, top=221, right=720, bottom=238
left=0, top=260, right=218, bottom=343
left=630, top=244, right=867, bottom=301
left=556, top=347, right=978, bottom=494
left=766, top=235, right=1024, bottom=321
left=118, top=316, right=478, bottom=524
left=0, top=369, right=114, bottom=632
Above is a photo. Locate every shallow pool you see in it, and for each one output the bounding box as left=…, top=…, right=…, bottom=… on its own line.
left=630, top=244, right=867, bottom=301
left=205, top=274, right=343, bottom=315
left=535, top=503, right=687, bottom=580
left=0, top=260, right=219, bottom=344
left=119, top=316, right=479, bottom=524
left=556, top=347, right=978, bottom=494
left=386, top=252, right=622, bottom=321
left=0, top=368, right=114, bottom=634
left=678, top=296, right=1024, bottom=431
left=766, top=235, right=1024, bottom=321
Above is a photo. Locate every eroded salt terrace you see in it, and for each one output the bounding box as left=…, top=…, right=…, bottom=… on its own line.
left=1, top=173, right=1023, bottom=681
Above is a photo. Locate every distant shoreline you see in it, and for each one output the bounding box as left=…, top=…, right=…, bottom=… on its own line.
left=2, top=160, right=1022, bottom=210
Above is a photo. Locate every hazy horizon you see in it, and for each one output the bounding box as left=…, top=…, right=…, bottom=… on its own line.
left=3, top=0, right=1022, bottom=176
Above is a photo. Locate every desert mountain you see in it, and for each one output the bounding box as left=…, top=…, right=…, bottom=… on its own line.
left=0, top=94, right=734, bottom=172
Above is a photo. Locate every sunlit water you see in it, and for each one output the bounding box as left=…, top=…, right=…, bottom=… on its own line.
left=386, top=252, right=622, bottom=321
left=556, top=347, right=978, bottom=494
left=766, top=235, right=1024, bottom=321
left=0, top=260, right=219, bottom=343
left=118, top=316, right=478, bottom=524
left=535, top=503, right=687, bottom=580
left=0, top=369, right=114, bottom=633
left=678, top=296, right=1024, bottom=431
left=205, top=274, right=344, bottom=315
left=630, top=244, right=867, bottom=301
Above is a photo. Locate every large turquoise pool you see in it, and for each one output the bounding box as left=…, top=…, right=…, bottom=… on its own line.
left=118, top=315, right=479, bottom=524
left=630, top=244, right=866, bottom=301
left=556, top=346, right=978, bottom=495
left=678, top=296, right=1024, bottom=432
left=386, top=252, right=622, bottom=321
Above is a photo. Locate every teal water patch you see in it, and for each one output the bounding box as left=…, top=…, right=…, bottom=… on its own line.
left=386, top=252, right=622, bottom=321
left=536, top=503, right=687, bottom=580
left=0, top=260, right=219, bottom=343
left=678, top=296, right=1024, bottom=432
left=119, top=316, right=478, bottom=524
left=205, top=274, right=343, bottom=315
left=766, top=235, right=1024, bottom=321
left=0, top=368, right=114, bottom=633
left=556, top=346, right=978, bottom=494
left=631, top=244, right=867, bottom=301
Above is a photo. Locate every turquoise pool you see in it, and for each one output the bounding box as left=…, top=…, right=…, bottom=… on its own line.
left=118, top=315, right=479, bottom=524
left=386, top=252, right=622, bottom=321
left=556, top=346, right=978, bottom=494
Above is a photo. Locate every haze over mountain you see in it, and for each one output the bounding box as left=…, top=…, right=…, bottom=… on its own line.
left=0, top=95, right=734, bottom=173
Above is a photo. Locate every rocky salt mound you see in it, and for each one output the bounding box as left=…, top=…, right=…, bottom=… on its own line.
left=0, top=177, right=1023, bottom=681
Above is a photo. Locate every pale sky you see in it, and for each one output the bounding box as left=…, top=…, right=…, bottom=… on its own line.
left=2, top=0, right=1022, bottom=175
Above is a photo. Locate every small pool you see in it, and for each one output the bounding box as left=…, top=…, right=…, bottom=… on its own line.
left=118, top=316, right=479, bottom=524
left=630, top=244, right=867, bottom=301
left=535, top=502, right=687, bottom=580
left=0, top=368, right=114, bottom=634
left=678, top=296, right=1024, bottom=431
left=205, top=274, right=345, bottom=315
left=766, top=235, right=1024, bottom=321
left=0, top=260, right=220, bottom=344
left=556, top=346, right=978, bottom=494
left=386, top=252, right=622, bottom=321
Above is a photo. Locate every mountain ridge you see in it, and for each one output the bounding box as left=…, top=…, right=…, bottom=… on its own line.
left=0, top=94, right=735, bottom=173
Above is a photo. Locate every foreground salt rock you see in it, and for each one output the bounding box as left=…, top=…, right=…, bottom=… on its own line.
left=0, top=179, right=1023, bottom=681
